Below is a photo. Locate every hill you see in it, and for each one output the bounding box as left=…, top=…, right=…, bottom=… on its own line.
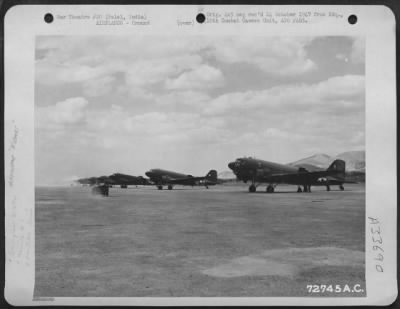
left=289, top=151, right=365, bottom=172
left=335, top=151, right=365, bottom=172
left=218, top=170, right=236, bottom=180
left=289, top=153, right=333, bottom=169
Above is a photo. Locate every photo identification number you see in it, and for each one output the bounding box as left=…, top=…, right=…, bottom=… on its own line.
left=306, top=284, right=364, bottom=294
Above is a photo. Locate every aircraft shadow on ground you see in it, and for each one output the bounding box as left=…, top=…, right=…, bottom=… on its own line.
left=251, top=190, right=346, bottom=194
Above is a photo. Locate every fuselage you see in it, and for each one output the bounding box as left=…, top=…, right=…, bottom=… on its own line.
left=145, top=168, right=217, bottom=189
left=109, top=173, right=148, bottom=185
left=228, top=157, right=298, bottom=183
left=145, top=169, right=189, bottom=182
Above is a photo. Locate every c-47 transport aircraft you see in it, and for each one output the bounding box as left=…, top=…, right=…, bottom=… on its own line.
left=228, top=157, right=346, bottom=193
left=77, top=173, right=149, bottom=188
left=145, top=169, right=218, bottom=190
left=108, top=173, right=150, bottom=188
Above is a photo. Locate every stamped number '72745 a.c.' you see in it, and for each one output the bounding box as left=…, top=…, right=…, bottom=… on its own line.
left=306, top=284, right=364, bottom=294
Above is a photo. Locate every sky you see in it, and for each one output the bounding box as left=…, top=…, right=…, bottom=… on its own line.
left=35, top=36, right=365, bottom=185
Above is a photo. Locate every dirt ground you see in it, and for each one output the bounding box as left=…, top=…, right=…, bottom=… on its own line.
left=35, top=184, right=365, bottom=297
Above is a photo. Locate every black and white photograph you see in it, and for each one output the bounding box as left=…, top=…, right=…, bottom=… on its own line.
left=4, top=5, right=397, bottom=306
left=34, top=34, right=366, bottom=297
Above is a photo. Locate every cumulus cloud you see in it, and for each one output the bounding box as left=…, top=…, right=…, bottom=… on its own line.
left=335, top=53, right=349, bottom=62
left=35, top=36, right=316, bottom=97
left=82, top=104, right=228, bottom=150
left=211, top=37, right=316, bottom=75
left=165, top=65, right=225, bottom=90
left=350, top=37, right=365, bottom=64
left=36, top=97, right=89, bottom=129
left=36, top=36, right=206, bottom=94
left=264, top=128, right=292, bottom=139
left=83, top=75, right=116, bottom=97
left=125, top=55, right=203, bottom=87
left=35, top=36, right=365, bottom=184
left=205, top=75, right=365, bottom=115
left=349, top=131, right=365, bottom=149
left=155, top=90, right=210, bottom=110
left=36, top=59, right=108, bottom=85
left=86, top=108, right=190, bottom=136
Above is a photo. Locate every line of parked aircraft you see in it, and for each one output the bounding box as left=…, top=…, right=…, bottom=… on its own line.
left=77, top=156, right=351, bottom=195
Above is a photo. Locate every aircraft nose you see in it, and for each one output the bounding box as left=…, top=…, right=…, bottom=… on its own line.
left=145, top=171, right=152, bottom=177
left=228, top=162, right=236, bottom=170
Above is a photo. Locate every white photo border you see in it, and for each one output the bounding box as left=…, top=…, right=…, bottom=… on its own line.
left=4, top=4, right=397, bottom=306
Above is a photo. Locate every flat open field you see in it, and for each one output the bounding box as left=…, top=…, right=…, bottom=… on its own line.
left=35, top=184, right=365, bottom=297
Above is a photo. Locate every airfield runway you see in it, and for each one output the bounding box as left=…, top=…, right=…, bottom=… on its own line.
left=35, top=184, right=365, bottom=297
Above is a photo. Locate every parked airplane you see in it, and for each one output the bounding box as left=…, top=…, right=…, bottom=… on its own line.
left=145, top=169, right=218, bottom=190
left=76, top=176, right=115, bottom=186
left=108, top=173, right=150, bottom=188
left=76, top=173, right=149, bottom=188
left=228, top=157, right=346, bottom=193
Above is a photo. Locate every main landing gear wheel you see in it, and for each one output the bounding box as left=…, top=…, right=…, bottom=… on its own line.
left=157, top=185, right=163, bottom=190
left=249, top=184, right=256, bottom=193
left=297, top=187, right=302, bottom=193
left=266, top=185, right=274, bottom=193
left=339, top=185, right=344, bottom=191
left=167, top=185, right=173, bottom=190
left=326, top=185, right=330, bottom=191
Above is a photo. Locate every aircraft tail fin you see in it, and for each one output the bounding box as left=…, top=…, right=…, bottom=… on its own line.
left=205, top=170, right=218, bottom=182
left=327, top=159, right=346, bottom=178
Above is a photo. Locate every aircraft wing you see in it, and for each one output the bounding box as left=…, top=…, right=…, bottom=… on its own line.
left=325, top=175, right=357, bottom=184
left=166, top=176, right=198, bottom=185
left=262, top=169, right=343, bottom=183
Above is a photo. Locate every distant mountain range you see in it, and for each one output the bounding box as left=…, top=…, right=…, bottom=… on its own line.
left=218, top=150, right=365, bottom=180
left=289, top=150, right=365, bottom=172
left=218, top=170, right=236, bottom=179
